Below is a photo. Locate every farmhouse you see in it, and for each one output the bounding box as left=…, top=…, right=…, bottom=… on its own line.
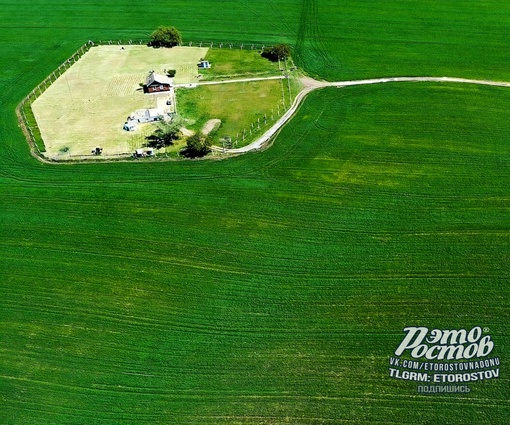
left=143, top=71, right=173, bottom=94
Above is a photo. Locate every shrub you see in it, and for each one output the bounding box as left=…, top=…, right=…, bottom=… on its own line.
left=181, top=133, right=212, bottom=158
left=261, top=44, right=291, bottom=61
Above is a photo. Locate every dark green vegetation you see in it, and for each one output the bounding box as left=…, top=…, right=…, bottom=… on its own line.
left=149, top=26, right=182, bottom=47
left=2, top=1, right=510, bottom=424
left=145, top=119, right=183, bottom=150
left=20, top=101, right=45, bottom=152
left=181, top=132, right=212, bottom=158
left=261, top=43, right=292, bottom=61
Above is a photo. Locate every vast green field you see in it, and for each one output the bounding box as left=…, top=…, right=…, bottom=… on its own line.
left=1, top=1, right=510, bottom=424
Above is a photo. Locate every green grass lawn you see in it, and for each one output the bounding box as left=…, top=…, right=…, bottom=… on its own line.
left=1, top=1, right=510, bottom=424
left=176, top=79, right=296, bottom=147
left=199, top=48, right=282, bottom=81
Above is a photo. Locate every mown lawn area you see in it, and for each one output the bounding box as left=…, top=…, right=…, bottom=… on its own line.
left=199, top=48, right=283, bottom=81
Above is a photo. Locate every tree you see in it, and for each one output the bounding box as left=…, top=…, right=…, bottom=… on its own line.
left=181, top=133, right=212, bottom=158
left=145, top=118, right=182, bottom=149
left=149, top=26, right=182, bottom=48
left=261, top=44, right=291, bottom=61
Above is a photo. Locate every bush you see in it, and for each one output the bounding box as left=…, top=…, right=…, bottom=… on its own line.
left=145, top=118, right=182, bottom=149
left=181, top=133, right=212, bottom=158
left=261, top=44, right=291, bottom=61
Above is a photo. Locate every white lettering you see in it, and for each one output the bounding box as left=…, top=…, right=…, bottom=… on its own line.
left=395, top=327, right=428, bottom=356
left=467, top=326, right=482, bottom=343
left=477, top=336, right=494, bottom=357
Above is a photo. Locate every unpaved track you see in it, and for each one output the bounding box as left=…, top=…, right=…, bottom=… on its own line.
left=224, top=76, right=510, bottom=154
left=174, top=75, right=286, bottom=88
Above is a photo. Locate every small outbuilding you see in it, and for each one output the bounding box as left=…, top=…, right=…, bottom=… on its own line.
left=143, top=71, right=173, bottom=94
left=129, top=108, right=162, bottom=123
left=123, top=120, right=138, bottom=131
left=198, top=60, right=211, bottom=69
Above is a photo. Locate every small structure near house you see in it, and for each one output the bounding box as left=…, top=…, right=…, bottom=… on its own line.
left=143, top=71, right=173, bottom=94
left=134, top=148, right=145, bottom=158
left=123, top=120, right=138, bottom=131
left=91, top=147, right=103, bottom=155
left=198, top=60, right=211, bottom=69
left=129, top=108, right=162, bottom=123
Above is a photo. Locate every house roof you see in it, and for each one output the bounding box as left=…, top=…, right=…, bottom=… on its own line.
left=146, top=71, right=173, bottom=87
left=146, top=108, right=160, bottom=118
left=124, top=120, right=137, bottom=127
left=130, top=108, right=162, bottom=121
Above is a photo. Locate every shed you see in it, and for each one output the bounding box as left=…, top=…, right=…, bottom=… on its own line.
left=123, top=120, right=138, bottom=131
left=198, top=60, right=211, bottom=69
left=129, top=108, right=162, bottom=123
left=142, top=109, right=161, bottom=123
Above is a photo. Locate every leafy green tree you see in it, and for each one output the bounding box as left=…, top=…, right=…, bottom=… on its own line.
left=149, top=26, right=182, bottom=48
left=261, top=44, right=291, bottom=61
left=145, top=118, right=182, bottom=149
left=181, top=133, right=212, bottom=158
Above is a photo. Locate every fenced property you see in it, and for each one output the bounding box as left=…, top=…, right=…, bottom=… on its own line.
left=93, top=38, right=272, bottom=52
left=19, top=39, right=293, bottom=160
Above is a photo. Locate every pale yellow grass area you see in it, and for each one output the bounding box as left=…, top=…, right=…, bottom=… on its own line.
left=202, top=119, right=221, bottom=135
left=32, top=45, right=208, bottom=157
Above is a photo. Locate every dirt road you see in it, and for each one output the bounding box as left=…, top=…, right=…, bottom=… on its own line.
left=224, top=76, right=510, bottom=154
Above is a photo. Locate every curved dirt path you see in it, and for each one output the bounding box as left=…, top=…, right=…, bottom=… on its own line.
left=224, top=76, right=510, bottom=154
left=174, top=75, right=287, bottom=88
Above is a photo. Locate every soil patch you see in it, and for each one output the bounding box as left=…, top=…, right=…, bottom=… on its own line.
left=202, top=119, right=221, bottom=135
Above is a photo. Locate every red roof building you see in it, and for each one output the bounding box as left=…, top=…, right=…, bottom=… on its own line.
left=143, top=71, right=173, bottom=94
